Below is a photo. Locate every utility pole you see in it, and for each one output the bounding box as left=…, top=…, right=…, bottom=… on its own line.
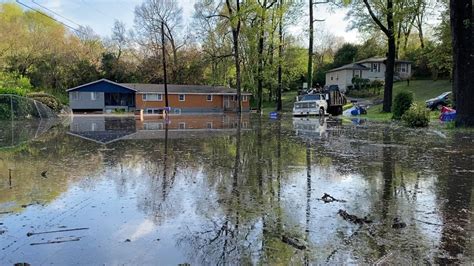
left=161, top=21, right=169, bottom=111
left=307, top=0, right=314, bottom=90
left=277, top=0, right=283, bottom=111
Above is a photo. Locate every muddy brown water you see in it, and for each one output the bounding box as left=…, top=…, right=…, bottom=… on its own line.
left=0, top=115, right=473, bottom=265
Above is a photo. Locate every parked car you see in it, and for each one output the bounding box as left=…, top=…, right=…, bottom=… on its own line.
left=425, top=91, right=452, bottom=110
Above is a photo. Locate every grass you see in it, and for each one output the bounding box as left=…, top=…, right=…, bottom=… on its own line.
left=261, top=90, right=298, bottom=114
left=362, top=79, right=451, bottom=121
left=257, top=79, right=452, bottom=119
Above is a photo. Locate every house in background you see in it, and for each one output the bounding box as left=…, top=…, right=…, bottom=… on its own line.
left=325, top=57, right=412, bottom=92
left=67, top=79, right=251, bottom=114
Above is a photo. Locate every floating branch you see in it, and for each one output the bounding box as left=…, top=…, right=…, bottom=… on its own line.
left=338, top=210, right=372, bottom=224
left=27, top=227, right=89, bottom=237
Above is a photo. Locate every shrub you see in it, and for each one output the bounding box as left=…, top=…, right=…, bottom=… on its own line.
left=392, top=91, right=413, bottom=120
left=0, top=87, right=29, bottom=96
left=26, top=92, right=63, bottom=113
left=402, top=103, right=430, bottom=127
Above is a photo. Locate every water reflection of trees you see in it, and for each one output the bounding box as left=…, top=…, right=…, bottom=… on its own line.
left=1, top=117, right=472, bottom=264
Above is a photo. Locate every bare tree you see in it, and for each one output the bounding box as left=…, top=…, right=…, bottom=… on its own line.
left=134, top=0, right=184, bottom=82
left=111, top=20, right=127, bottom=60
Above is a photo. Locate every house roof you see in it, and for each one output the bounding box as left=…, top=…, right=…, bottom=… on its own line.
left=67, top=79, right=137, bottom=92
left=326, top=57, right=413, bottom=73
left=326, top=63, right=369, bottom=73
left=120, top=83, right=252, bottom=95
left=355, top=57, right=412, bottom=64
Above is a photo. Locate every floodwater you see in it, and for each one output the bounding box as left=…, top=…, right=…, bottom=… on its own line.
left=0, top=114, right=472, bottom=265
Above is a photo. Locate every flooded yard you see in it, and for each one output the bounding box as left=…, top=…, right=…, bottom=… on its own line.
left=0, top=115, right=472, bottom=265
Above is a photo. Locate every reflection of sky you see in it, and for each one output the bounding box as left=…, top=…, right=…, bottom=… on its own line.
left=1, top=119, right=472, bottom=264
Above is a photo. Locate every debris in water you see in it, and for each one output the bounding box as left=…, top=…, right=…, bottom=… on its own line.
left=30, top=237, right=81, bottom=246
left=125, top=239, right=131, bottom=242
left=0, top=229, right=6, bottom=235
left=0, top=211, right=12, bottom=215
left=41, top=171, right=48, bottom=178
left=321, top=193, right=347, bottom=203
left=392, top=218, right=406, bottom=229
left=338, top=209, right=372, bottom=224
left=281, top=235, right=306, bottom=250
left=14, top=263, right=31, bottom=266
left=27, top=227, right=89, bottom=237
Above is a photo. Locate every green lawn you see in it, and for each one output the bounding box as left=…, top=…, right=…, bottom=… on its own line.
left=261, top=90, right=298, bottom=114
left=364, top=79, right=451, bottom=120
left=258, top=79, right=452, bottom=117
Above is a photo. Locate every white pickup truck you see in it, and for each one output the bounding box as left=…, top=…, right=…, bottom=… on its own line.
left=293, top=86, right=347, bottom=117
left=292, top=94, right=328, bottom=116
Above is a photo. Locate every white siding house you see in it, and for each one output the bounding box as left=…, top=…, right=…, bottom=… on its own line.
left=325, top=57, right=412, bottom=92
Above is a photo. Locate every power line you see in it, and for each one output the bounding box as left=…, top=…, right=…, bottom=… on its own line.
left=15, top=0, right=86, bottom=35
left=31, top=0, right=82, bottom=28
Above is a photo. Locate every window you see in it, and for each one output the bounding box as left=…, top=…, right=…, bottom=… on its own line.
left=146, top=108, right=161, bottom=114
left=91, top=92, right=98, bottom=101
left=401, top=64, right=406, bottom=73
left=242, top=95, right=248, bottom=102
left=331, top=76, right=334, bottom=81
left=144, top=122, right=163, bottom=130
left=207, top=122, right=213, bottom=129
left=336, top=74, right=339, bottom=81
left=91, top=122, right=97, bottom=131
left=372, top=63, right=380, bottom=72
left=143, top=93, right=162, bottom=101
left=72, top=92, right=79, bottom=100
left=174, top=108, right=181, bottom=115
left=179, top=94, right=185, bottom=101
left=207, top=95, right=213, bottom=101
left=179, top=122, right=186, bottom=129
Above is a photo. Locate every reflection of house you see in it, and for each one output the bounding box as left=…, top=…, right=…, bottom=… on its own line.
left=325, top=57, right=412, bottom=92
left=68, top=114, right=250, bottom=144
left=67, top=79, right=251, bottom=113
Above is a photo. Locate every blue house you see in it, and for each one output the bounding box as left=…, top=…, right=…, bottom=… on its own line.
left=67, top=79, right=136, bottom=112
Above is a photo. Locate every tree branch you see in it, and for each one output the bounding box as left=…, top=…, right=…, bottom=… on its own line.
left=362, top=0, right=390, bottom=37
left=206, top=14, right=230, bottom=20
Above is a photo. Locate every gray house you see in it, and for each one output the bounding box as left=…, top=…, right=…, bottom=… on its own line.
left=325, top=57, right=413, bottom=92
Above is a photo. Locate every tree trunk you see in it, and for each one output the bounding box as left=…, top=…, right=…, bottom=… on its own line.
left=277, top=0, right=283, bottom=111
left=257, top=2, right=267, bottom=113
left=307, top=0, right=314, bottom=90
left=161, top=21, right=169, bottom=108
left=450, top=0, right=474, bottom=127
left=383, top=0, right=395, bottom=113
left=226, top=0, right=242, bottom=113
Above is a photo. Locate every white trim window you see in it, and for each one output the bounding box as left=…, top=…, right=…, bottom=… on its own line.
left=207, top=94, right=213, bottom=101
left=143, top=93, right=162, bottom=101
left=144, top=122, right=163, bottom=130
left=242, top=95, right=248, bottom=102
left=179, top=122, right=186, bottom=129
left=91, top=92, right=98, bottom=101
left=207, top=122, right=213, bottom=129
left=71, top=92, right=79, bottom=100
left=179, top=94, right=185, bottom=101
left=146, top=108, right=161, bottom=114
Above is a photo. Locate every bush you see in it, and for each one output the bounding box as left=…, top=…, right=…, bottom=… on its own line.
left=0, top=87, right=29, bottom=96
left=392, top=91, right=413, bottom=120
left=26, top=92, right=63, bottom=112
left=402, top=103, right=430, bottom=127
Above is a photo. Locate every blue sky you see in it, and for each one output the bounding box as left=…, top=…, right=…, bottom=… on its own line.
left=4, top=0, right=359, bottom=42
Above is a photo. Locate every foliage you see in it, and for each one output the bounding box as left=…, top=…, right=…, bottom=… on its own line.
left=402, top=102, right=430, bottom=127
left=0, top=71, right=32, bottom=96
left=332, top=43, right=358, bottom=68
left=392, top=91, right=413, bottom=120
left=26, top=92, right=63, bottom=113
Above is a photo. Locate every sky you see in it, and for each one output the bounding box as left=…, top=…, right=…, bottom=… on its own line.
left=5, top=0, right=360, bottom=43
